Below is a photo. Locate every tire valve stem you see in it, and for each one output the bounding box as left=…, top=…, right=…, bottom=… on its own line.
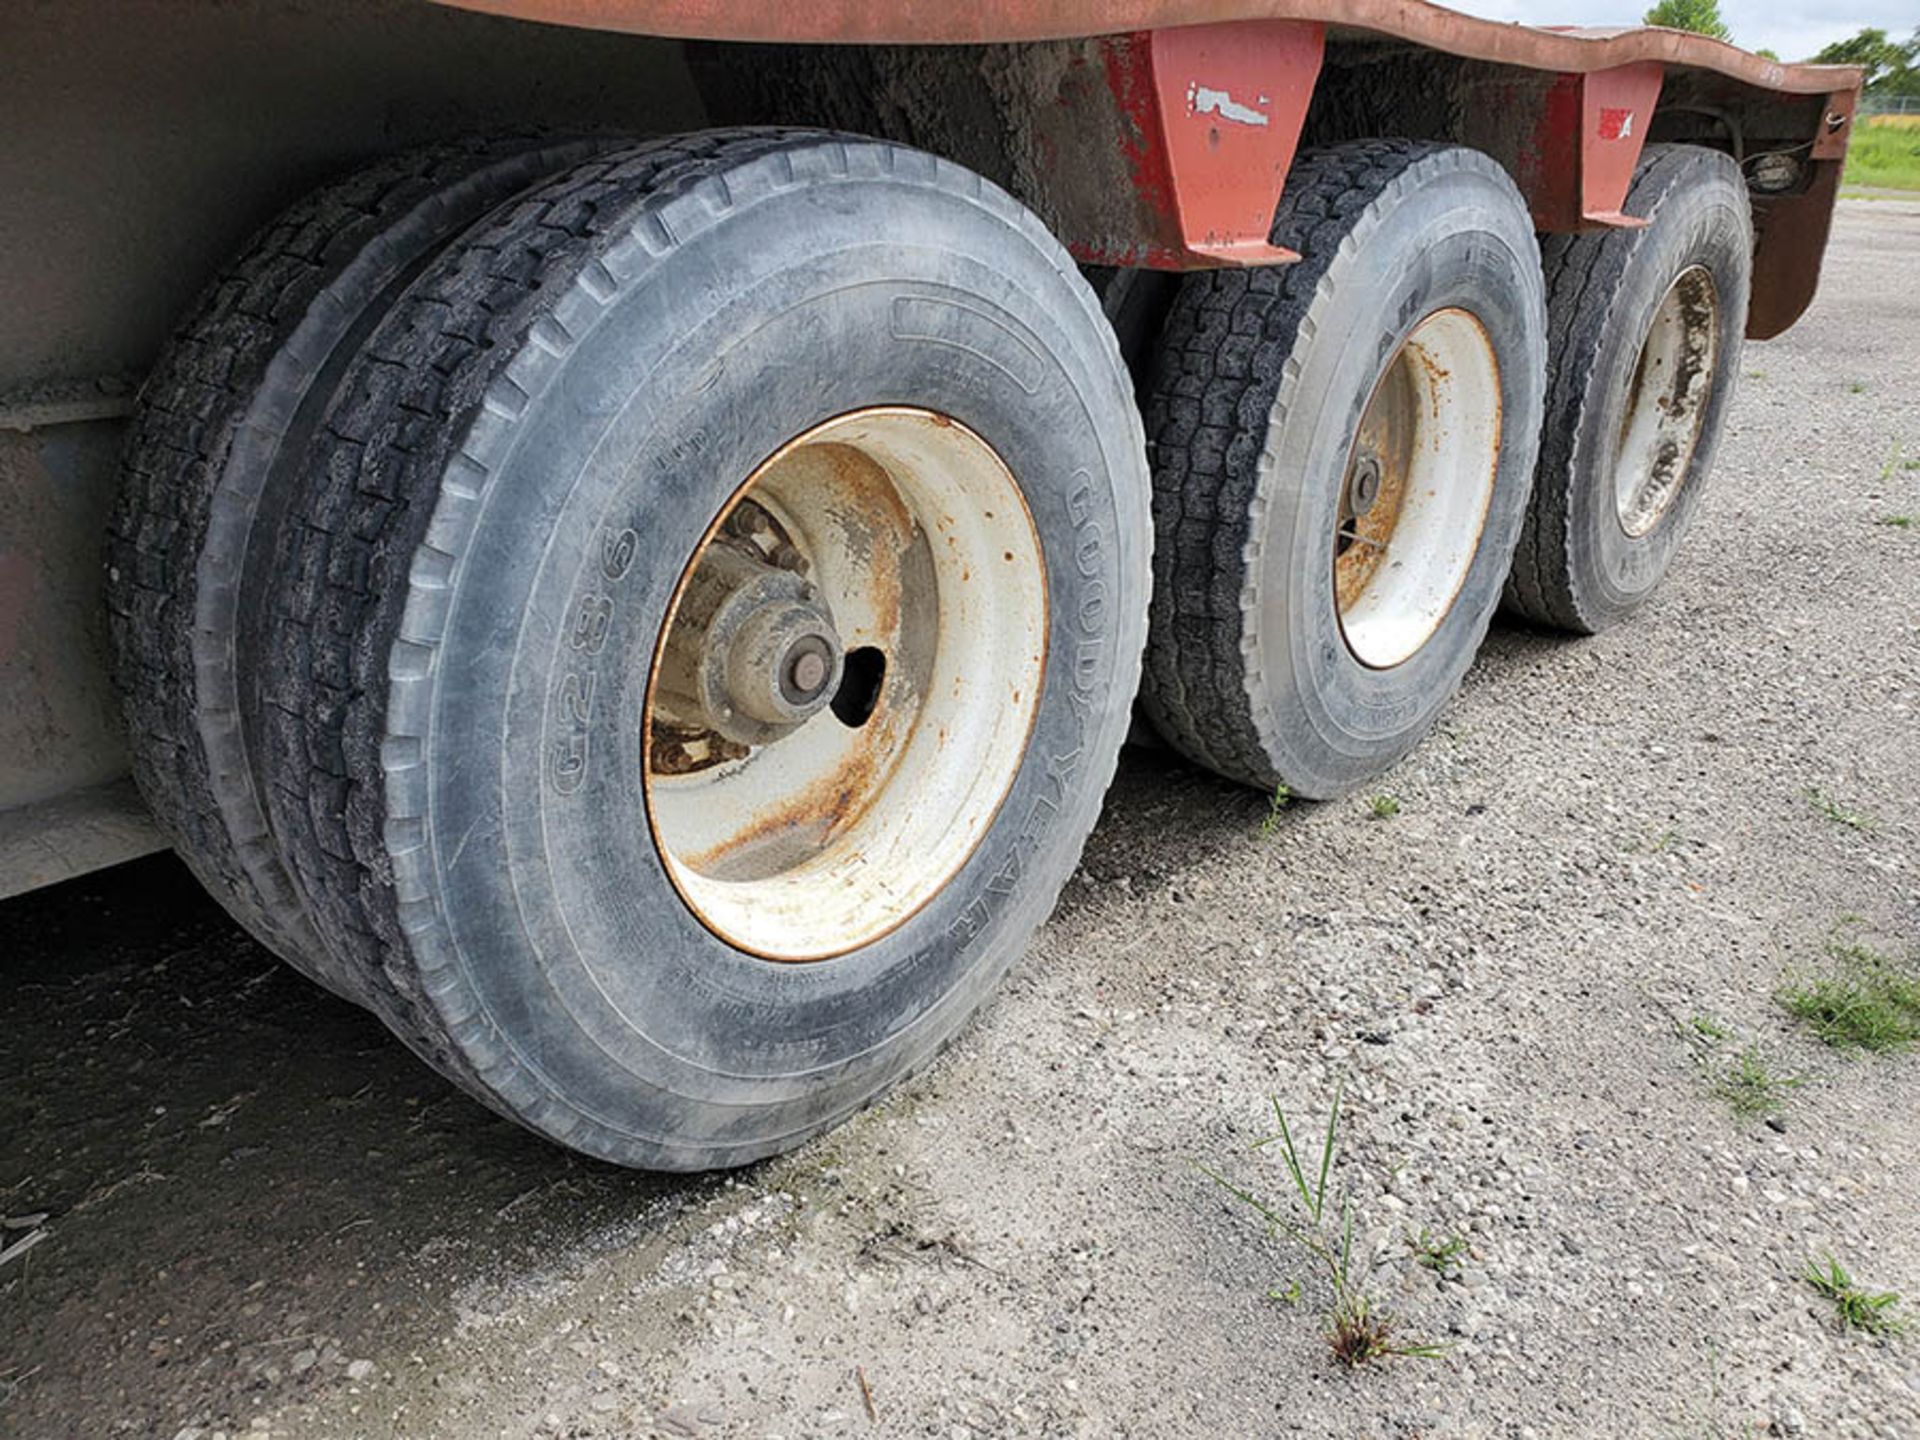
left=1337, top=528, right=1388, bottom=553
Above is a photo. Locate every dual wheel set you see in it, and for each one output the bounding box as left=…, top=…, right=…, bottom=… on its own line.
left=108, top=129, right=1752, bottom=1169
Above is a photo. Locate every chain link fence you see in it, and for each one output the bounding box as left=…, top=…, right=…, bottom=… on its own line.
left=1859, top=95, right=1920, bottom=118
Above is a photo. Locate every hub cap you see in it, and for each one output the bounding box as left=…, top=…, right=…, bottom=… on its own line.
left=1614, top=265, right=1720, bottom=538
left=1333, top=308, right=1503, bottom=669
left=644, top=408, right=1048, bottom=961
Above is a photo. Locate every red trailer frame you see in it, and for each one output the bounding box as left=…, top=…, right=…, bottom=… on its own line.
left=435, top=0, right=1861, bottom=338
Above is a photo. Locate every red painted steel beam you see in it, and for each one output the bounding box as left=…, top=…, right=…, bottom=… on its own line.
left=1489, top=63, right=1662, bottom=232
left=1097, top=22, right=1323, bottom=266
left=1572, top=62, right=1663, bottom=226
left=432, top=0, right=1854, bottom=100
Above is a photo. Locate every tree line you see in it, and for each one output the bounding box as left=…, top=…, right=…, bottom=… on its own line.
left=1642, top=0, right=1920, bottom=96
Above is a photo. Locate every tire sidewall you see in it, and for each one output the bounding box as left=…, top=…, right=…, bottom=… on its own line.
left=396, top=163, right=1144, bottom=1163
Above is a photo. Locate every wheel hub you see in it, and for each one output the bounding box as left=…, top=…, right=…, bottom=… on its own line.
left=1348, top=453, right=1385, bottom=517
left=651, top=520, right=847, bottom=748
left=643, top=407, right=1048, bottom=962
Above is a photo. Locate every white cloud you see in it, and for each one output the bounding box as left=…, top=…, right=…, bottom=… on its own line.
left=1445, top=0, right=1915, bottom=62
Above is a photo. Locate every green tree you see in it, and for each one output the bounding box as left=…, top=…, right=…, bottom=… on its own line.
left=1643, top=0, right=1732, bottom=42
left=1812, top=28, right=1916, bottom=90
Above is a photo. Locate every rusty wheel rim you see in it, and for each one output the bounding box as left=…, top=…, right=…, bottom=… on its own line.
left=642, top=408, right=1047, bottom=962
left=1333, top=308, right=1503, bottom=670
left=1614, top=264, right=1720, bottom=539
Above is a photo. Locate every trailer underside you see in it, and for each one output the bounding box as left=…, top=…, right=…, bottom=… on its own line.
left=0, top=0, right=1864, bottom=1169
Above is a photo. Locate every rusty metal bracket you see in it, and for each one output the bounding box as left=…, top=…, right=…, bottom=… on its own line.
left=1808, top=84, right=1857, bottom=160
left=1466, top=62, right=1663, bottom=232
left=1096, top=22, right=1325, bottom=266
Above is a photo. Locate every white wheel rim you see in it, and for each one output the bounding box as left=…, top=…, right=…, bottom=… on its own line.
left=1614, top=264, right=1721, bottom=538
left=1333, top=308, right=1503, bottom=670
left=643, top=408, right=1047, bottom=962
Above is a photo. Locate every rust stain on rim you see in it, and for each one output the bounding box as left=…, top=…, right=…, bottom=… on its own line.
left=1330, top=307, right=1503, bottom=670
left=641, top=405, right=1049, bottom=963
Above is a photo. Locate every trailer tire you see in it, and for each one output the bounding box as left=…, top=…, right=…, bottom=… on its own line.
left=1505, top=144, right=1751, bottom=633
left=1140, top=141, right=1547, bottom=798
left=106, top=136, right=604, bottom=992
left=246, top=131, right=1148, bottom=1170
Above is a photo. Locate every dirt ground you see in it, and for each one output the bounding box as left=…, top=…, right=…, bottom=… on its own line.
left=4, top=199, right=1918, bottom=1440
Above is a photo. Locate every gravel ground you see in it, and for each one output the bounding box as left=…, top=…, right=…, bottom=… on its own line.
left=3, top=199, right=1917, bottom=1440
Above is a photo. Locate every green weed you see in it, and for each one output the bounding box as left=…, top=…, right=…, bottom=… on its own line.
left=1199, top=1086, right=1443, bottom=1367
left=1367, top=794, right=1401, bottom=820
left=1689, top=1013, right=1732, bottom=1041
left=1711, top=1046, right=1806, bottom=1118
left=1876, top=515, right=1914, bottom=529
left=1407, top=1227, right=1469, bottom=1275
left=1677, top=1013, right=1803, bottom=1119
left=1805, top=786, right=1877, bottom=832
left=1804, top=1254, right=1908, bottom=1336
left=1260, top=782, right=1294, bottom=837
left=1877, top=445, right=1920, bottom=481
left=1780, top=938, right=1920, bottom=1053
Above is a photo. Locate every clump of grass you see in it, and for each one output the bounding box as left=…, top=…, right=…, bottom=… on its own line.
left=1877, top=445, right=1920, bottom=480
left=1848, top=380, right=1870, bottom=395
left=1199, top=1086, right=1443, bottom=1367
left=1367, top=794, right=1400, bottom=820
left=1326, top=1291, right=1443, bottom=1366
left=1711, top=1045, right=1806, bottom=1118
left=1260, top=782, right=1293, bottom=837
left=1805, top=786, right=1877, bottom=832
left=1676, top=1012, right=1803, bottom=1119
left=1624, top=826, right=1681, bottom=855
left=1780, top=938, right=1920, bottom=1053
left=1877, top=515, right=1914, bottom=529
left=1407, top=1227, right=1468, bottom=1275
left=1804, top=1254, right=1908, bottom=1337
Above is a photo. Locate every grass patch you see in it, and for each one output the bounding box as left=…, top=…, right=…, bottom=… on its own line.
left=1260, top=782, right=1293, bottom=837
left=1844, top=119, right=1920, bottom=192
left=1878, top=515, right=1915, bottom=529
left=1805, top=1254, right=1909, bottom=1337
left=1779, top=937, right=1920, bottom=1053
left=1407, top=1227, right=1468, bottom=1275
left=1326, top=1292, right=1442, bottom=1367
left=1878, top=446, right=1920, bottom=481
left=1677, top=1012, right=1804, bottom=1119
left=1805, top=785, right=1877, bottom=832
left=1848, top=380, right=1870, bottom=394
left=1199, top=1086, right=1444, bottom=1367
left=1367, top=794, right=1401, bottom=820
left=1711, top=1045, right=1806, bottom=1118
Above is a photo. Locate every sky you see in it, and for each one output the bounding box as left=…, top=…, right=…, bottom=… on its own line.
left=1446, top=0, right=1917, bottom=62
